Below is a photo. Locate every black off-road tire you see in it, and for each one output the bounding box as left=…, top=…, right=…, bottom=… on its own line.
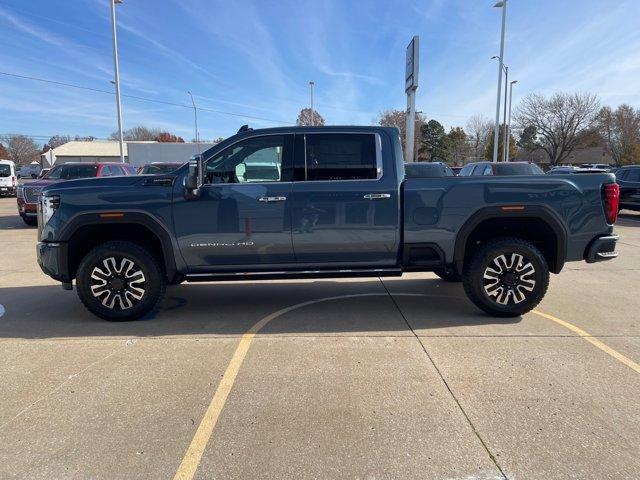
left=433, top=266, right=462, bottom=282
left=21, top=215, right=37, bottom=226
left=76, top=241, right=166, bottom=321
left=463, top=237, right=549, bottom=317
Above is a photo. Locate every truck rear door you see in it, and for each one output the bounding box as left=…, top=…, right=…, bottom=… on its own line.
left=290, top=132, right=400, bottom=266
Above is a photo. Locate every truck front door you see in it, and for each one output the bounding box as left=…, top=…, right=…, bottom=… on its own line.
left=290, top=132, right=400, bottom=266
left=173, top=134, right=294, bottom=268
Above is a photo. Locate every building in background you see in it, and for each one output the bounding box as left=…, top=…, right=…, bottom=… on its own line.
left=126, top=142, right=215, bottom=168
left=41, top=141, right=216, bottom=167
left=41, top=141, right=131, bottom=165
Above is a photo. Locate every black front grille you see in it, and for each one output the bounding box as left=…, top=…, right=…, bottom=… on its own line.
left=23, top=186, right=42, bottom=204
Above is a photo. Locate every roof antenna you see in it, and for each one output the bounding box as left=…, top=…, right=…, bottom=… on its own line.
left=238, top=125, right=252, bottom=133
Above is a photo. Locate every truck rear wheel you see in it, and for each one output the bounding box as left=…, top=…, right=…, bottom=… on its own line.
left=463, top=237, right=549, bottom=317
left=76, top=241, right=166, bottom=321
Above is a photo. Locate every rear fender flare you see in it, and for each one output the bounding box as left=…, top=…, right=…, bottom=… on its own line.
left=453, top=205, right=568, bottom=274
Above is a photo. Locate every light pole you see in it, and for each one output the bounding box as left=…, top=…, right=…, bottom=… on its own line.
left=507, top=80, right=517, bottom=161
left=110, top=0, right=125, bottom=163
left=309, top=81, right=315, bottom=126
left=492, top=56, right=509, bottom=162
left=502, top=65, right=509, bottom=162
left=491, top=0, right=507, bottom=163
left=187, top=91, right=200, bottom=155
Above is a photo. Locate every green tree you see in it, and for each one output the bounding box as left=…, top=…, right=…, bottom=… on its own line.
left=517, top=125, right=539, bottom=152
left=420, top=119, right=448, bottom=161
left=485, top=124, right=517, bottom=160
left=446, top=127, right=470, bottom=165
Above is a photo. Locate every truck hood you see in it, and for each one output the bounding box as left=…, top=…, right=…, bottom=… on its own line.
left=41, top=175, right=143, bottom=195
left=23, top=178, right=64, bottom=188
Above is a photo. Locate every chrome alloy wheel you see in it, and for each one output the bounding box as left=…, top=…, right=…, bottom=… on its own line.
left=90, top=257, right=146, bottom=310
left=482, top=253, right=536, bottom=305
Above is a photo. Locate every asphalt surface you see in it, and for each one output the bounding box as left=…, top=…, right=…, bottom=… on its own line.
left=0, top=196, right=639, bottom=480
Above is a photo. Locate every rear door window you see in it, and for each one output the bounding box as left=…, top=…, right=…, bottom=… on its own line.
left=303, top=133, right=378, bottom=181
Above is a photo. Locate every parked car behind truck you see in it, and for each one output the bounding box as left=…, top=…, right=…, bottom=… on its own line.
left=37, top=126, right=620, bottom=321
left=17, top=162, right=136, bottom=226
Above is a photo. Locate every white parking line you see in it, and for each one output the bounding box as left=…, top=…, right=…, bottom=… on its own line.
left=0, top=304, right=5, bottom=318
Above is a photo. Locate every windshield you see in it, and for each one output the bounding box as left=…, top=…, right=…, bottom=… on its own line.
left=46, top=164, right=98, bottom=180
left=0, top=164, right=11, bottom=177
left=140, top=164, right=181, bottom=175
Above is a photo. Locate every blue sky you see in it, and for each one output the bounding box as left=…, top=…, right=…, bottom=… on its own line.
left=1, top=0, right=639, bottom=144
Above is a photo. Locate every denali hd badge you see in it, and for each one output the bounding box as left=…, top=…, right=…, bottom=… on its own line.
left=190, top=241, right=255, bottom=247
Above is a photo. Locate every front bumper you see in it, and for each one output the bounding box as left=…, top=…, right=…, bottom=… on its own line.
left=585, top=235, right=619, bottom=263
left=37, top=241, right=70, bottom=282
left=17, top=198, right=37, bottom=216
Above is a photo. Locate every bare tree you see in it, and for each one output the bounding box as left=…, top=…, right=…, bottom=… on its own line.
left=514, top=92, right=600, bottom=166
left=46, top=135, right=72, bottom=150
left=296, top=108, right=325, bottom=127
left=597, top=104, right=640, bottom=164
left=110, top=125, right=161, bottom=141
left=378, top=109, right=426, bottom=160
left=0, top=134, right=41, bottom=165
left=466, top=114, right=493, bottom=160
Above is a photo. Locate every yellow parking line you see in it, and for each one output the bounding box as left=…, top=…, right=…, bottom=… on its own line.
left=172, top=293, right=384, bottom=480
left=532, top=310, right=640, bottom=374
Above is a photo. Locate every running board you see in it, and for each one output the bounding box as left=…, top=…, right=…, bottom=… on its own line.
left=185, top=268, right=403, bottom=282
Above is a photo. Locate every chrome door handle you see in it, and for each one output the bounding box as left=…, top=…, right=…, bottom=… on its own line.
left=258, top=196, right=287, bottom=202
left=363, top=193, right=391, bottom=200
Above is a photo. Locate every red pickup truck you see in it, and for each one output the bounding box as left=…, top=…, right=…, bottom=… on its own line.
left=17, top=162, right=136, bottom=225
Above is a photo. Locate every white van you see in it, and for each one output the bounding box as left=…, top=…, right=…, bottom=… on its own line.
left=0, top=159, right=17, bottom=196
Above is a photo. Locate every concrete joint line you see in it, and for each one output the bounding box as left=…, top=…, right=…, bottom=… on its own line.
left=378, top=280, right=509, bottom=480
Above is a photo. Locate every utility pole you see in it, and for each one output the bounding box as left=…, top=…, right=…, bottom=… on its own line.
left=110, top=0, right=125, bottom=163
left=492, top=0, right=507, bottom=163
left=187, top=91, right=200, bottom=155
left=502, top=65, right=509, bottom=163
left=507, top=80, right=517, bottom=161
left=405, top=36, right=419, bottom=163
left=309, top=81, right=315, bottom=126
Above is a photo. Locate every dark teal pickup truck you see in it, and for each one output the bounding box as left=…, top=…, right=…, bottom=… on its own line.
left=37, top=126, right=620, bottom=321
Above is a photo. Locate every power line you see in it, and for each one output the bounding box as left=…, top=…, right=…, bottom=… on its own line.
left=0, top=71, right=292, bottom=125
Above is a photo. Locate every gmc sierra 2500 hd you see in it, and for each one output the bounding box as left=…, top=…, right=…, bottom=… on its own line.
left=37, top=126, right=620, bottom=321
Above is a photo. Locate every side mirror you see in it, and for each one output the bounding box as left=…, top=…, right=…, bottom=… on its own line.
left=184, top=155, right=204, bottom=200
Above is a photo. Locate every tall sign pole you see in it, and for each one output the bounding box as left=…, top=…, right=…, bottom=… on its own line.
left=110, top=0, right=125, bottom=163
left=405, top=36, right=419, bottom=163
left=492, top=0, right=507, bottom=163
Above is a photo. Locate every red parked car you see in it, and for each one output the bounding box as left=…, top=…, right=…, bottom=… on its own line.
left=16, top=162, right=137, bottom=226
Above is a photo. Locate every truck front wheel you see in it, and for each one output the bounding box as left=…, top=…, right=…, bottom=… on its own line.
left=76, top=241, right=166, bottom=321
left=463, top=237, right=549, bottom=317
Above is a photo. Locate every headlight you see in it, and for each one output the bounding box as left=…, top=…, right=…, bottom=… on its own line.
left=16, top=185, right=23, bottom=198
left=40, top=194, right=60, bottom=226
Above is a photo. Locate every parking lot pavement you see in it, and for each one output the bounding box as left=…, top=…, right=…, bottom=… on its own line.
left=1, top=196, right=640, bottom=479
